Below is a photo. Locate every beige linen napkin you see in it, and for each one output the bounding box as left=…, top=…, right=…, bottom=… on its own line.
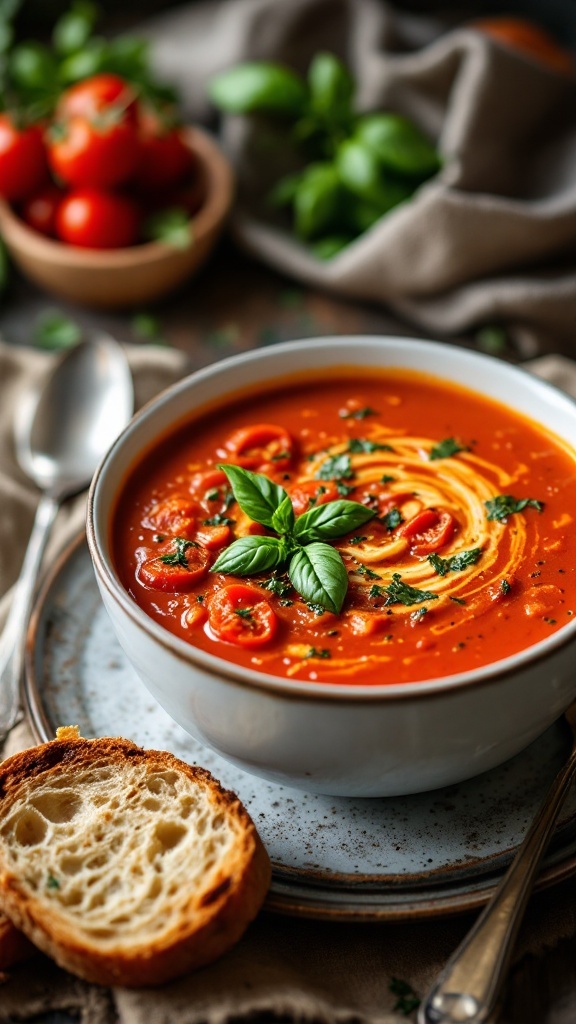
left=1, top=341, right=576, bottom=1024
left=147, top=0, right=576, bottom=354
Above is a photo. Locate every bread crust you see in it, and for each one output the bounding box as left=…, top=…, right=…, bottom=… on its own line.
left=0, top=734, right=271, bottom=986
left=0, top=910, right=35, bottom=970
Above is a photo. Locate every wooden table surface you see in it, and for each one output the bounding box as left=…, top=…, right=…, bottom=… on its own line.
left=2, top=238, right=576, bottom=1023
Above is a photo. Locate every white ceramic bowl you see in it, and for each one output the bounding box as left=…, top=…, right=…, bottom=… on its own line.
left=87, top=337, right=576, bottom=797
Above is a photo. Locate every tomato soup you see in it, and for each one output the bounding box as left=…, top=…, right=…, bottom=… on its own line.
left=112, top=370, right=576, bottom=685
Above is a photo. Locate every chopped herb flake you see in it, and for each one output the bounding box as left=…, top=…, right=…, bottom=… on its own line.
left=234, top=608, right=254, bottom=620
left=356, top=563, right=381, bottom=580
left=202, top=514, right=235, bottom=526
left=383, top=573, right=439, bottom=607
left=382, top=507, right=403, bottom=531
left=349, top=535, right=367, bottom=545
left=390, top=978, right=420, bottom=1016
left=47, top=875, right=60, bottom=890
left=339, top=406, right=378, bottom=420
left=263, top=575, right=292, bottom=597
left=307, top=602, right=327, bottom=616
left=428, top=548, right=482, bottom=576
left=544, top=617, right=557, bottom=625
left=501, top=579, right=511, bottom=595
left=159, top=537, right=197, bottom=568
left=429, top=437, right=469, bottom=461
left=205, top=488, right=220, bottom=501
left=271, top=449, right=291, bottom=462
left=336, top=482, right=355, bottom=496
left=450, top=596, right=466, bottom=606
left=410, top=606, right=428, bottom=623
left=306, top=647, right=331, bottom=659
left=348, top=438, right=394, bottom=454
left=485, top=495, right=544, bottom=521
left=315, top=454, right=354, bottom=481
left=369, top=584, right=386, bottom=600
left=381, top=474, right=395, bottom=483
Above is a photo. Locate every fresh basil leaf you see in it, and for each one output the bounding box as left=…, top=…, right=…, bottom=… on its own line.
left=289, top=542, right=348, bottom=613
left=209, top=62, right=308, bottom=116
left=485, top=495, right=544, bottom=521
left=219, top=464, right=288, bottom=528
left=382, top=507, right=403, bottom=531
left=143, top=207, right=192, bottom=249
left=336, top=139, right=385, bottom=205
left=294, top=162, right=342, bottom=240
left=356, top=113, right=441, bottom=177
left=271, top=494, right=296, bottom=535
left=308, top=52, right=354, bottom=116
left=53, top=0, right=98, bottom=55
left=159, top=537, right=197, bottom=568
left=429, top=437, right=469, bottom=460
left=211, top=535, right=286, bottom=576
left=10, top=42, right=57, bottom=90
left=428, top=548, right=482, bottom=576
left=294, top=499, right=375, bottom=541
left=58, top=38, right=106, bottom=83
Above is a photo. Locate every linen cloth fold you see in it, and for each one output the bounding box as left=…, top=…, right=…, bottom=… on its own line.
left=2, top=341, right=576, bottom=1024
left=147, top=0, right=576, bottom=353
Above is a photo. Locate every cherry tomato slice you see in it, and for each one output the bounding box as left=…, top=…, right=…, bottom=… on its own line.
left=290, top=480, right=340, bottom=516
left=220, top=424, right=294, bottom=472
left=399, top=508, right=455, bottom=554
left=138, top=540, right=210, bottom=592
left=195, top=524, right=232, bottom=550
left=142, top=495, right=203, bottom=540
left=208, top=584, right=278, bottom=649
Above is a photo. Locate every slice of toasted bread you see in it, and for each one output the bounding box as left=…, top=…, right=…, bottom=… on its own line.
left=0, top=728, right=271, bottom=987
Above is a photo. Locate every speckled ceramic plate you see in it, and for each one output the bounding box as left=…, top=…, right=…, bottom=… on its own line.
left=24, top=535, right=576, bottom=921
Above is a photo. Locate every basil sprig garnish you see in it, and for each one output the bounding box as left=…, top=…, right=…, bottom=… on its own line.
left=485, top=495, right=544, bottom=521
left=211, top=465, right=375, bottom=613
left=428, top=548, right=482, bottom=576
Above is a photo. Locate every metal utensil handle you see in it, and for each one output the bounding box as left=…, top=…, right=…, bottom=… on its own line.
left=0, top=494, right=59, bottom=739
left=418, top=748, right=576, bottom=1024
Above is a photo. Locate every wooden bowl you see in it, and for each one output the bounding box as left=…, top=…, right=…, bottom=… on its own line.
left=0, top=126, right=234, bottom=309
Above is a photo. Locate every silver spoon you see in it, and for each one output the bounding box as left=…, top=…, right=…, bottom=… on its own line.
left=419, top=701, right=576, bottom=1024
left=0, top=336, right=133, bottom=742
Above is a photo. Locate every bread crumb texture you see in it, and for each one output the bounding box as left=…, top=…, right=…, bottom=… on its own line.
left=0, top=737, right=271, bottom=986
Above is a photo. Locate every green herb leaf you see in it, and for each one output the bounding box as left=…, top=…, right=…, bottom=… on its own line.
left=389, top=977, right=421, bottom=1016
left=268, top=171, right=303, bottom=208
left=501, top=579, right=511, bottom=595
left=294, top=162, right=342, bottom=240
left=294, top=499, right=375, bottom=542
left=34, top=310, right=81, bottom=350
left=428, top=548, right=482, bottom=576
left=159, top=537, right=197, bottom=568
left=211, top=535, right=287, bottom=576
left=348, top=438, right=394, bottom=454
left=485, top=495, right=544, bottom=521
left=289, top=542, right=348, bottom=613
left=271, top=494, right=296, bottom=535
left=357, top=112, right=440, bottom=177
left=450, top=596, right=466, bottom=605
left=356, top=563, right=381, bottom=580
left=234, top=607, right=254, bottom=620
left=53, top=0, right=98, bottom=55
left=308, top=51, right=354, bottom=116
left=429, top=437, right=470, bottom=461
left=263, top=574, right=292, bottom=597
left=382, top=507, right=403, bottom=531
left=209, top=61, right=308, bottom=116
left=144, top=207, right=192, bottom=249
left=131, top=312, right=166, bottom=345
left=383, top=573, right=438, bottom=607
left=349, top=535, right=367, bottom=545
left=306, top=646, right=332, bottom=659
left=202, top=514, right=235, bottom=526
left=315, top=453, right=354, bottom=481
left=46, top=874, right=60, bottom=890
left=410, top=606, right=427, bottom=623
left=219, top=464, right=289, bottom=529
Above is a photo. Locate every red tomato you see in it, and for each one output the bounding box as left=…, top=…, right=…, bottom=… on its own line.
left=0, top=117, right=47, bottom=201
left=48, top=115, right=140, bottom=189
left=399, top=508, right=455, bottom=555
left=142, top=495, right=203, bottom=540
left=473, top=17, right=575, bottom=75
left=290, top=480, right=340, bottom=516
left=21, top=184, right=63, bottom=236
left=137, top=125, right=194, bottom=192
left=220, top=424, right=294, bottom=472
left=138, top=540, right=210, bottom=592
left=56, top=189, right=139, bottom=249
left=57, top=74, right=138, bottom=122
left=208, top=584, right=278, bottom=648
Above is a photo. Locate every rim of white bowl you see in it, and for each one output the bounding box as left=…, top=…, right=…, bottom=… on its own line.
left=87, top=335, right=576, bottom=704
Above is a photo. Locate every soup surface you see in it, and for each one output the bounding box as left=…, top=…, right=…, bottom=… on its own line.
left=112, top=369, right=576, bottom=685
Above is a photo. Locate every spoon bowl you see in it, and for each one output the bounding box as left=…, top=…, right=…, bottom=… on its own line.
left=0, top=336, right=133, bottom=740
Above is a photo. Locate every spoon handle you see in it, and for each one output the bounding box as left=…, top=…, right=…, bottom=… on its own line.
left=0, top=494, right=59, bottom=741
left=418, top=745, right=576, bottom=1024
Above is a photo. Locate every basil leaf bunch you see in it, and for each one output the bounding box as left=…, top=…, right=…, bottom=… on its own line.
left=211, top=464, right=375, bottom=613
left=209, top=52, right=441, bottom=259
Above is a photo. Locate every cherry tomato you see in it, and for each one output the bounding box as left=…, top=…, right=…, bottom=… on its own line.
left=21, top=184, right=63, bottom=237
left=220, top=424, right=294, bottom=472
left=399, top=508, right=455, bottom=555
left=208, top=584, right=278, bottom=648
left=48, top=115, right=140, bottom=189
left=290, top=480, right=340, bottom=516
left=138, top=539, right=210, bottom=592
left=473, top=17, right=575, bottom=75
left=57, top=74, right=138, bottom=122
left=143, top=495, right=203, bottom=541
left=0, top=116, right=47, bottom=201
left=56, top=189, right=139, bottom=249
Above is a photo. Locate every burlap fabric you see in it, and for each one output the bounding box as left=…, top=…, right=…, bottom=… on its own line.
left=146, top=0, right=576, bottom=356
left=1, top=341, right=576, bottom=1023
